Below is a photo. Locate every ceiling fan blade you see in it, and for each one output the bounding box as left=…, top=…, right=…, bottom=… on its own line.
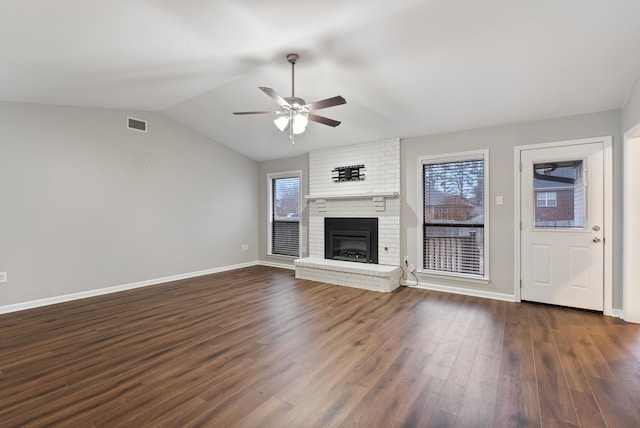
left=305, top=95, right=346, bottom=111
left=308, top=113, right=341, bottom=127
left=259, top=87, right=290, bottom=108
left=233, top=110, right=283, bottom=115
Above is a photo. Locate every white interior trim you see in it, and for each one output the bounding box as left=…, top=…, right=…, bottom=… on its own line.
left=258, top=260, right=296, bottom=270
left=514, top=153, right=521, bottom=302
left=603, top=137, right=613, bottom=315
left=402, top=280, right=516, bottom=302
left=623, top=122, right=640, bottom=323
left=514, top=136, right=614, bottom=315
left=0, top=262, right=258, bottom=315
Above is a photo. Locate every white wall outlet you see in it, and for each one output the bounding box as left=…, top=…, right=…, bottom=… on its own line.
left=241, top=244, right=249, bottom=251
left=496, top=196, right=504, bottom=205
left=0, top=272, right=7, bottom=283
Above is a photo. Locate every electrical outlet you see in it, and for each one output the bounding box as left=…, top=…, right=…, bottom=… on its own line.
left=241, top=244, right=249, bottom=251
left=0, top=272, right=6, bottom=283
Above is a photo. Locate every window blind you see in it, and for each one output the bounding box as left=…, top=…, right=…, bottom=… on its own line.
left=272, top=176, right=300, bottom=256
left=423, top=158, right=484, bottom=275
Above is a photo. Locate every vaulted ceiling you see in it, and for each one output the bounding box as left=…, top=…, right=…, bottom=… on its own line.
left=2, top=0, right=640, bottom=161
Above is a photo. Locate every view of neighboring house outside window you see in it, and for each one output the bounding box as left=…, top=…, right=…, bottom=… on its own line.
left=533, top=161, right=583, bottom=228
left=421, top=150, right=488, bottom=278
left=269, top=173, right=300, bottom=256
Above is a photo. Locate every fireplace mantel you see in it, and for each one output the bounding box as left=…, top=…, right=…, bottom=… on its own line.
left=304, top=191, right=399, bottom=201
left=305, top=191, right=398, bottom=212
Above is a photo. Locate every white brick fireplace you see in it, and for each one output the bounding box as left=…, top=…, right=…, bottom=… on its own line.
left=294, top=139, right=402, bottom=292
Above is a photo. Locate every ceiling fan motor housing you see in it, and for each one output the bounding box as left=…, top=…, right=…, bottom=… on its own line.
left=285, top=97, right=306, bottom=109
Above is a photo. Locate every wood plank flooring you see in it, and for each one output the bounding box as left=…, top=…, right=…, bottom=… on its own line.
left=1, top=265, right=640, bottom=427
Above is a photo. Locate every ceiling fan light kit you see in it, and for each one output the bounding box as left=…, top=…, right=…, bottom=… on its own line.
left=274, top=116, right=289, bottom=132
left=233, top=53, right=346, bottom=144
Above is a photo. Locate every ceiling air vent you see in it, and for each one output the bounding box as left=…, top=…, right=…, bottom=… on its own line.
left=127, top=117, right=147, bottom=133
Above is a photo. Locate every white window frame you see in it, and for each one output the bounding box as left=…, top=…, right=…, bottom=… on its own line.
left=267, top=170, right=302, bottom=258
left=417, top=149, right=489, bottom=282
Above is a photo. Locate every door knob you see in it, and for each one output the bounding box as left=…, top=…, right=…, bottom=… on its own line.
left=593, top=237, right=601, bottom=243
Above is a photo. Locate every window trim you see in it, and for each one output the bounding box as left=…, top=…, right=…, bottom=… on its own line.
left=417, top=149, right=490, bottom=281
left=267, top=170, right=302, bottom=258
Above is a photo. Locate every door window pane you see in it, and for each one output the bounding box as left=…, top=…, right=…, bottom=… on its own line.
left=533, top=160, right=584, bottom=228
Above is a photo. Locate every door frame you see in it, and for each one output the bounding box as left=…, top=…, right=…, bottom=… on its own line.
left=514, top=136, right=613, bottom=315
left=624, top=123, right=640, bottom=323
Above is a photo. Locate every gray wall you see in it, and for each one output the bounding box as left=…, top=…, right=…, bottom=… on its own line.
left=1, top=100, right=628, bottom=310
left=258, top=154, right=309, bottom=267
left=401, top=110, right=623, bottom=306
left=0, top=101, right=259, bottom=307
left=623, top=78, right=640, bottom=133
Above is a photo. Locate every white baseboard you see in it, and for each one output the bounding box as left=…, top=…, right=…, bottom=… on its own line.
left=402, top=279, right=626, bottom=315
left=0, top=261, right=259, bottom=315
left=401, top=279, right=516, bottom=302
left=257, top=260, right=296, bottom=270
left=612, top=308, right=626, bottom=320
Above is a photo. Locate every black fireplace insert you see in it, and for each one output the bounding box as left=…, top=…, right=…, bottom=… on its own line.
left=325, top=217, right=378, bottom=264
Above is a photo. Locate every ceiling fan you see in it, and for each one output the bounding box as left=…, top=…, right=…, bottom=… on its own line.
left=233, top=53, right=346, bottom=144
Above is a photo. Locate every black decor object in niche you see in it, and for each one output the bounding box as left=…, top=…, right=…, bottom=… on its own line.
left=332, top=164, right=365, bottom=182
left=325, top=217, right=378, bottom=264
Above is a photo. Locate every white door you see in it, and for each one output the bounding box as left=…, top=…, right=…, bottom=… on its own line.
left=520, top=142, right=604, bottom=311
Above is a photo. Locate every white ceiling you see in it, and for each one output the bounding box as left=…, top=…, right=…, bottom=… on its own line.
left=2, top=0, right=640, bottom=161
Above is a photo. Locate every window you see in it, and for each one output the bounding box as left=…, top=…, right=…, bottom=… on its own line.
left=421, top=151, right=487, bottom=277
left=269, top=173, right=300, bottom=256
left=533, top=160, right=583, bottom=228
left=536, top=191, right=557, bottom=207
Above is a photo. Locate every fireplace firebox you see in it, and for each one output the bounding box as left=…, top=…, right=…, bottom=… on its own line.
left=325, top=217, right=378, bottom=264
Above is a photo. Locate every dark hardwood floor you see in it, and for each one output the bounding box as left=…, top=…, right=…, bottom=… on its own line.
left=1, top=266, right=640, bottom=427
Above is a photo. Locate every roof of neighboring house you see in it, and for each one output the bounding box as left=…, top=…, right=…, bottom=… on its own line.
left=424, top=188, right=475, bottom=207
